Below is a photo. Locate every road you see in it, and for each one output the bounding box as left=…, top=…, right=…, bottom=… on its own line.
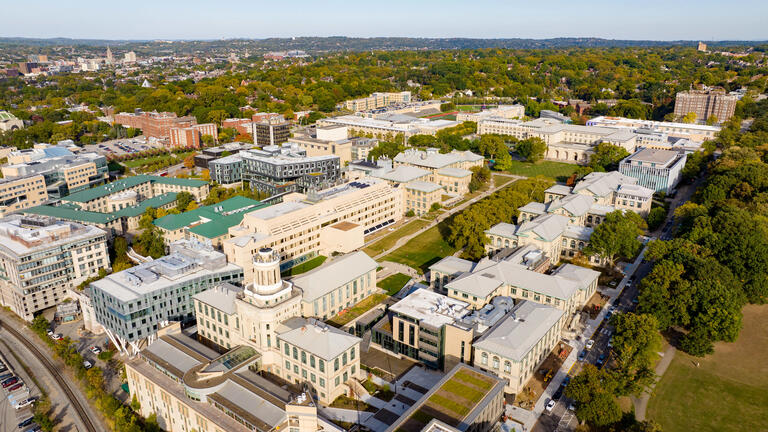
left=0, top=317, right=101, bottom=432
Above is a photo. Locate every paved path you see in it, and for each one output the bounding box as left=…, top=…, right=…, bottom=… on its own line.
left=372, top=175, right=523, bottom=262
left=632, top=344, right=677, bottom=421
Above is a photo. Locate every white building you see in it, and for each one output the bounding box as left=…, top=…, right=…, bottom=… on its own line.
left=0, top=215, right=109, bottom=321
left=619, top=148, right=687, bottom=192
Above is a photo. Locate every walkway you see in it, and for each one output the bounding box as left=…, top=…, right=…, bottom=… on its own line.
left=632, top=344, right=677, bottom=420
left=372, top=174, right=523, bottom=261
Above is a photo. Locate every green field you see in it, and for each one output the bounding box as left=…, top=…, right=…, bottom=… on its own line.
left=122, top=151, right=194, bottom=169
left=383, top=224, right=457, bottom=273
left=282, top=255, right=327, bottom=277
left=378, top=273, right=412, bottom=296
left=504, top=160, right=580, bottom=182
left=363, top=219, right=431, bottom=256
left=647, top=304, right=768, bottom=432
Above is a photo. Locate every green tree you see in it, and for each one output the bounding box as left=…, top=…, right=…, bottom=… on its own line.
left=440, top=102, right=456, bottom=112
left=515, top=137, right=547, bottom=163
left=175, top=191, right=194, bottom=212
left=588, top=142, right=630, bottom=172
left=706, top=115, right=718, bottom=125
left=610, top=313, right=661, bottom=395
left=585, top=210, right=646, bottom=268
left=682, top=112, right=697, bottom=124
left=646, top=206, right=667, bottom=231
left=565, top=365, right=622, bottom=427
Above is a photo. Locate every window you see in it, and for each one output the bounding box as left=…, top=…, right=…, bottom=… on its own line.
left=319, top=359, right=325, bottom=373
left=310, top=355, right=316, bottom=368
left=284, top=343, right=290, bottom=355
left=293, top=347, right=298, bottom=360
left=342, top=353, right=347, bottom=365
left=408, top=325, right=415, bottom=345
left=481, top=352, right=488, bottom=365
left=350, top=348, right=355, bottom=360
left=493, top=356, right=500, bottom=369
left=285, top=360, right=290, bottom=369
left=334, top=358, right=339, bottom=371
left=301, top=351, right=307, bottom=364
left=335, top=376, right=340, bottom=386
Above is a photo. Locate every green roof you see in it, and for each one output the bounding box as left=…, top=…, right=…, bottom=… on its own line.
left=153, top=195, right=268, bottom=238
left=113, top=192, right=178, bottom=218
left=61, top=175, right=208, bottom=203
left=22, top=205, right=118, bottom=224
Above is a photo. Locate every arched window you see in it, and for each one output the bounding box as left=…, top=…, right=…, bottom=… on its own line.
left=562, top=239, right=568, bottom=246
left=587, top=215, right=593, bottom=223
left=481, top=352, right=488, bottom=365
left=504, top=240, right=510, bottom=247
left=578, top=241, right=584, bottom=249
left=504, top=361, right=511, bottom=373
left=492, top=357, right=500, bottom=369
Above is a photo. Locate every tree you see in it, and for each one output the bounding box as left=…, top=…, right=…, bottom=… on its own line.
left=646, top=206, right=667, bottom=231
left=682, top=112, right=697, bottom=124
left=565, top=365, right=622, bottom=427
left=183, top=154, right=195, bottom=169
left=201, top=134, right=215, bottom=146
left=585, top=210, right=646, bottom=268
left=588, top=142, right=629, bottom=172
left=138, top=207, right=156, bottom=230
left=440, top=102, right=456, bottom=112
left=201, top=169, right=210, bottom=181
left=609, top=313, right=661, bottom=395
left=515, top=137, right=547, bottom=163
left=469, top=166, right=491, bottom=192
left=706, top=115, right=718, bottom=125
left=175, top=192, right=194, bottom=212
left=430, top=202, right=442, bottom=212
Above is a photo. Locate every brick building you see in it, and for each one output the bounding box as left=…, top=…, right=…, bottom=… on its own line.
left=114, top=111, right=197, bottom=139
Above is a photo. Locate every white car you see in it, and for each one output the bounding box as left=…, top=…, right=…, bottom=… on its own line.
left=89, top=346, right=101, bottom=355
left=51, top=334, right=62, bottom=341
left=585, top=339, right=595, bottom=350
left=14, top=398, right=34, bottom=409
left=545, top=399, right=556, bottom=412
left=83, top=361, right=93, bottom=370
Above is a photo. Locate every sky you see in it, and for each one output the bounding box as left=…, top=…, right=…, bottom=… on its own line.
left=2, top=0, right=767, bottom=41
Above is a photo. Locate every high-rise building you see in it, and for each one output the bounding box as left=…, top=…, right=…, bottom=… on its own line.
left=124, top=51, right=137, bottom=63
left=0, top=215, right=109, bottom=321
left=252, top=116, right=291, bottom=146
left=674, top=89, right=737, bottom=123
left=105, top=46, right=113, bottom=63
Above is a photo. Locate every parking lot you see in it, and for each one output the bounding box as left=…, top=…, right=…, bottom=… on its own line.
left=83, top=136, right=161, bottom=157
left=0, top=349, right=41, bottom=432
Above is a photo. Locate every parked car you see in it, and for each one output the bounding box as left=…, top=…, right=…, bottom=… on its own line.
left=17, top=416, right=34, bottom=428
left=23, top=426, right=41, bottom=432
left=83, top=361, right=93, bottom=370
left=0, top=373, right=13, bottom=381
left=51, top=334, right=62, bottom=341
left=8, top=383, right=24, bottom=392
left=46, top=330, right=53, bottom=337
left=2, top=377, right=18, bottom=388
left=14, top=398, right=34, bottom=409
left=562, top=376, right=571, bottom=386
left=596, top=354, right=607, bottom=368
left=553, top=386, right=564, bottom=400
left=90, top=346, right=101, bottom=355
left=585, top=339, right=595, bottom=350
left=578, top=350, right=587, bottom=361
left=545, top=399, right=556, bottom=412
left=568, top=402, right=576, bottom=411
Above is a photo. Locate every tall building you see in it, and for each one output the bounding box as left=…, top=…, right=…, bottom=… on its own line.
left=169, top=123, right=218, bottom=148
left=619, top=148, right=687, bottom=192
left=674, top=89, right=737, bottom=123
left=252, top=116, right=291, bottom=147
left=89, top=240, right=243, bottom=354
left=105, top=46, right=113, bottom=63
left=124, top=51, right=137, bottom=63
left=0, top=215, right=109, bottom=321
left=114, top=111, right=197, bottom=140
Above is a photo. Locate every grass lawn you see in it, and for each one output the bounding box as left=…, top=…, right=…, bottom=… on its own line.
left=383, top=223, right=457, bottom=274
left=330, top=395, right=377, bottom=412
left=326, top=293, right=387, bottom=327
left=491, top=174, right=516, bottom=189
left=363, top=219, right=431, bottom=256
left=504, top=160, right=580, bottom=182
left=122, top=150, right=194, bottom=168
left=282, top=255, right=327, bottom=277
left=378, top=273, right=412, bottom=296
left=647, top=304, right=768, bottom=432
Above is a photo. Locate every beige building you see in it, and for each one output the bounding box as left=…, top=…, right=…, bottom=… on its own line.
left=125, top=323, right=341, bottom=432
left=473, top=301, right=566, bottom=394
left=224, top=180, right=402, bottom=282
left=478, top=117, right=638, bottom=164
left=404, top=181, right=443, bottom=215
left=0, top=215, right=109, bottom=321
left=318, top=115, right=459, bottom=140
left=289, top=125, right=353, bottom=165
left=456, top=104, right=525, bottom=122
left=343, top=91, right=411, bottom=112
left=192, top=249, right=366, bottom=405
left=674, top=88, right=737, bottom=123
left=0, top=111, right=24, bottom=132
left=0, top=175, right=48, bottom=216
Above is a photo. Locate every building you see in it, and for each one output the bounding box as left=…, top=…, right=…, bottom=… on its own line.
left=252, top=117, right=291, bottom=147
left=0, top=111, right=24, bottom=132
left=90, top=240, right=243, bottom=354
left=619, top=148, right=687, bottom=192
left=1, top=144, right=108, bottom=204
left=674, top=88, right=737, bottom=123
left=59, top=175, right=209, bottom=212
left=394, top=148, right=483, bottom=192
left=209, top=154, right=244, bottom=184
left=540, top=110, right=572, bottom=123
left=288, top=125, right=354, bottom=164
left=343, top=91, right=411, bottom=112
left=478, top=117, right=637, bottom=164
left=472, top=301, right=566, bottom=394
left=195, top=142, right=254, bottom=169
left=317, top=114, right=459, bottom=140
left=545, top=171, right=654, bottom=216
left=697, top=41, right=708, bottom=52
left=0, top=215, right=109, bottom=321
left=114, top=111, right=197, bottom=140
left=169, top=123, right=218, bottom=148
left=384, top=363, right=504, bottom=432
left=154, top=196, right=268, bottom=248
left=0, top=175, right=48, bottom=216
left=240, top=145, right=341, bottom=195
left=455, top=105, right=525, bottom=122
left=224, top=180, right=402, bottom=281
left=124, top=51, right=137, bottom=63
left=586, top=116, right=720, bottom=142
left=125, top=323, right=339, bottom=432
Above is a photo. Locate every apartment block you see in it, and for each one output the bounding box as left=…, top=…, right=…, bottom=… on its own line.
left=89, top=240, right=243, bottom=354
left=252, top=117, right=291, bottom=147
left=114, top=110, right=197, bottom=140
left=169, top=123, right=218, bottom=148
left=0, top=175, right=47, bottom=216
left=343, top=91, right=411, bottom=112
left=619, top=148, right=687, bottom=192
left=224, top=180, right=402, bottom=282
left=209, top=154, right=244, bottom=184
left=674, top=88, right=737, bottom=123
left=240, top=145, right=341, bottom=194
left=0, top=215, right=109, bottom=321
left=288, top=125, right=353, bottom=164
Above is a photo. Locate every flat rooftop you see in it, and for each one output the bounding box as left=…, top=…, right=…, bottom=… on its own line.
left=389, top=288, right=470, bottom=328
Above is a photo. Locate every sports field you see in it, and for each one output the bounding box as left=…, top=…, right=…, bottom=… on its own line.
left=647, top=304, right=768, bottom=432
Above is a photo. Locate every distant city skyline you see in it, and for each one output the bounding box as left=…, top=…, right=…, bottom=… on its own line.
left=2, top=0, right=767, bottom=41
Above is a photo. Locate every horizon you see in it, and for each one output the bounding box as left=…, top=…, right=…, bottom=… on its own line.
left=2, top=0, right=767, bottom=41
